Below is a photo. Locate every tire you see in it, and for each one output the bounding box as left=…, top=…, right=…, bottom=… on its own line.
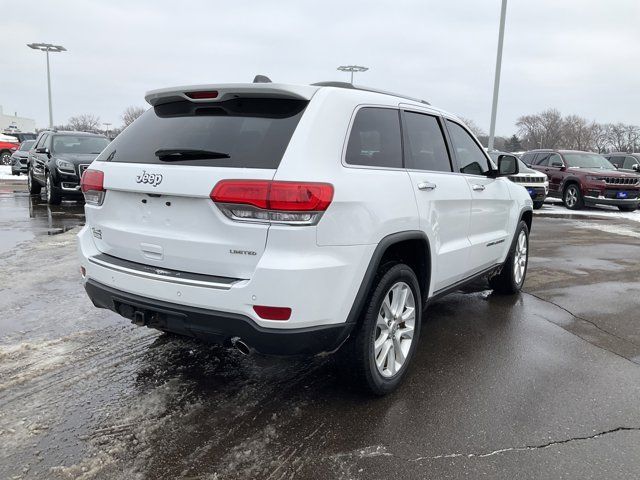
left=27, top=167, right=41, bottom=194
left=490, top=221, right=529, bottom=294
left=563, top=183, right=584, bottom=210
left=618, top=205, right=636, bottom=212
left=0, top=151, right=11, bottom=165
left=533, top=201, right=544, bottom=210
left=45, top=172, right=62, bottom=205
left=342, top=262, right=422, bottom=396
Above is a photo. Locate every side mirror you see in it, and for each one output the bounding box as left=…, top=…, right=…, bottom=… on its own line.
left=551, top=161, right=564, bottom=168
left=632, top=164, right=640, bottom=172
left=497, top=155, right=519, bottom=176
left=36, top=147, right=50, bottom=156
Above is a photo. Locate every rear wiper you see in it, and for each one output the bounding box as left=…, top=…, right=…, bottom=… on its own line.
left=154, top=149, right=230, bottom=161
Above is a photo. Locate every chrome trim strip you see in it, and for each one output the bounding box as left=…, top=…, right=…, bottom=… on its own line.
left=88, top=256, right=239, bottom=290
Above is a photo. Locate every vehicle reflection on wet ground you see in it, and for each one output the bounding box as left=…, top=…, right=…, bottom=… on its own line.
left=0, top=185, right=85, bottom=254
left=1, top=187, right=639, bottom=479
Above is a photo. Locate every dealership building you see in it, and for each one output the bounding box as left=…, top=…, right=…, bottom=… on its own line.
left=0, top=105, right=36, bottom=133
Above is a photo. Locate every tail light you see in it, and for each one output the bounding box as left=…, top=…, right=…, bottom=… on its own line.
left=81, top=169, right=105, bottom=206
left=211, top=180, right=334, bottom=225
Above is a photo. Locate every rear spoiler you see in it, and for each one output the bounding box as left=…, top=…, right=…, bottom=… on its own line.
left=145, top=83, right=318, bottom=107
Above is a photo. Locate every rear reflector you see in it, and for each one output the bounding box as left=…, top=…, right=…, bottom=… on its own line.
left=81, top=169, right=105, bottom=205
left=185, top=91, right=219, bottom=99
left=253, top=305, right=292, bottom=321
left=211, top=180, right=333, bottom=226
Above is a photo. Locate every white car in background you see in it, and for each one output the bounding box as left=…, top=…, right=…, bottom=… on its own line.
left=489, top=151, right=548, bottom=209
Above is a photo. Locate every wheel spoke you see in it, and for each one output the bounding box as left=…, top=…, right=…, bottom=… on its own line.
left=401, top=306, right=415, bottom=322
left=374, top=330, right=389, bottom=354
left=393, top=336, right=405, bottom=364
left=398, top=325, right=414, bottom=340
left=376, top=339, right=392, bottom=369
left=386, top=344, right=396, bottom=375
left=381, top=296, right=393, bottom=320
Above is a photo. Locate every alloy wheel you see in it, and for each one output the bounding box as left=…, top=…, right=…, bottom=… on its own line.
left=513, top=230, right=528, bottom=285
left=374, top=281, right=416, bottom=378
left=565, top=186, right=578, bottom=208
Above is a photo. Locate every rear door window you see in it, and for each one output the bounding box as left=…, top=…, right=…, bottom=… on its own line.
left=345, top=107, right=402, bottom=169
left=445, top=120, right=490, bottom=175
left=534, top=153, right=551, bottom=166
left=100, top=98, right=308, bottom=169
left=402, top=111, right=452, bottom=172
left=521, top=153, right=535, bottom=165
left=609, top=156, right=625, bottom=168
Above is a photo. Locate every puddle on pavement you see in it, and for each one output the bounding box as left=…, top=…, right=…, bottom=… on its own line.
left=0, top=190, right=85, bottom=254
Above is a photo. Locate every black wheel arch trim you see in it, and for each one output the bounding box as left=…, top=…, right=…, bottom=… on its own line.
left=345, top=230, right=431, bottom=326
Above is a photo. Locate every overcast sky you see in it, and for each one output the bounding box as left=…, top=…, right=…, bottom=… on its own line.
left=3, top=0, right=639, bottom=134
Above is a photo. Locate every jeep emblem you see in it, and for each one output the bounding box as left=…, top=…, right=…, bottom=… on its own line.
left=136, top=171, right=163, bottom=187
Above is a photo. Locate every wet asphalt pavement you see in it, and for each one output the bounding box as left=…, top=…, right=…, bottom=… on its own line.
left=1, top=183, right=639, bottom=479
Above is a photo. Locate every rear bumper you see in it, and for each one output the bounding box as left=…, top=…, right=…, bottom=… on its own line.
left=85, top=279, right=354, bottom=355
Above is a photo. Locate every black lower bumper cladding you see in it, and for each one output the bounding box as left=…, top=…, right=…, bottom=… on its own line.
left=85, top=280, right=353, bottom=355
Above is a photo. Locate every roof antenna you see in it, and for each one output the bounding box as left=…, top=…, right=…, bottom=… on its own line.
left=253, top=75, right=272, bottom=83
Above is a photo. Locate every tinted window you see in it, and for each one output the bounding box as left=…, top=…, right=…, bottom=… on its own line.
left=403, top=112, right=451, bottom=172
left=521, top=153, right=535, bottom=165
left=609, top=156, right=625, bottom=168
left=36, top=134, right=49, bottom=150
left=346, top=108, right=402, bottom=168
left=52, top=136, right=109, bottom=154
left=624, top=156, right=639, bottom=169
left=534, top=153, right=551, bottom=166
left=19, top=140, right=35, bottom=151
left=100, top=98, right=308, bottom=169
left=445, top=120, right=489, bottom=175
left=548, top=153, right=563, bottom=167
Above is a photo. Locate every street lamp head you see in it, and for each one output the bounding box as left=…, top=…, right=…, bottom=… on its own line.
left=27, top=43, right=67, bottom=53
left=337, top=65, right=369, bottom=73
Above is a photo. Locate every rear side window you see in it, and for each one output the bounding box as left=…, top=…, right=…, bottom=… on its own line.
left=345, top=107, right=402, bottom=169
left=100, top=98, right=308, bottom=169
left=534, top=153, right=551, bottom=166
left=445, top=120, right=490, bottom=175
left=521, top=153, right=535, bottom=165
left=402, top=112, right=452, bottom=172
left=609, top=156, right=624, bottom=168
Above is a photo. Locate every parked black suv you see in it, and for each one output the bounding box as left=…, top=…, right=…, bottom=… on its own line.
left=27, top=131, right=110, bottom=204
left=603, top=153, right=640, bottom=175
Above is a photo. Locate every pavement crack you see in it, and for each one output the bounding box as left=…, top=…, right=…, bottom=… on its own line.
left=523, top=291, right=639, bottom=348
left=411, top=427, right=640, bottom=462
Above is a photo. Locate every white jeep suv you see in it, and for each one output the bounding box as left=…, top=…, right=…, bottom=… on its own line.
left=78, top=81, right=533, bottom=395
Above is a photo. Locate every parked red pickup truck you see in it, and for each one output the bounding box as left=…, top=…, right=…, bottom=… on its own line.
left=0, top=134, right=20, bottom=165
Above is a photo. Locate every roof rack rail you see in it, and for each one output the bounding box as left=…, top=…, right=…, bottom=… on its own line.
left=311, top=81, right=430, bottom=105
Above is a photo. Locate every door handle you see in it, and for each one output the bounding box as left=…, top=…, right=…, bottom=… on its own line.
left=417, top=181, right=437, bottom=191
left=471, top=184, right=486, bottom=191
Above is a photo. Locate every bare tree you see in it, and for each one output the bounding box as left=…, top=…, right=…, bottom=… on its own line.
left=607, top=123, right=629, bottom=152
left=591, top=123, right=610, bottom=153
left=68, top=114, right=101, bottom=132
left=122, top=106, right=145, bottom=127
left=459, top=117, right=486, bottom=138
left=562, top=115, right=595, bottom=151
left=516, top=109, right=563, bottom=149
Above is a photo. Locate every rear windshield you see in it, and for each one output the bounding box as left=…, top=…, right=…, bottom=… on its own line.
left=98, top=98, right=308, bottom=169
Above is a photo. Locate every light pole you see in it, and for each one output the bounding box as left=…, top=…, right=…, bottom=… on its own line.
left=27, top=43, right=66, bottom=129
left=337, top=65, right=369, bottom=84
left=488, top=0, right=508, bottom=151
left=103, top=122, right=112, bottom=138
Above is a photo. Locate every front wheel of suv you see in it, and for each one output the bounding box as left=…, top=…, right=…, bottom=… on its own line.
left=343, top=262, right=422, bottom=396
left=45, top=172, right=62, bottom=205
left=27, top=167, right=41, bottom=194
left=490, top=221, right=529, bottom=294
left=563, top=184, right=584, bottom=210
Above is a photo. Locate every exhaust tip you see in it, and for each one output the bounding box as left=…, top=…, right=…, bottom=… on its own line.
left=230, top=337, right=252, bottom=356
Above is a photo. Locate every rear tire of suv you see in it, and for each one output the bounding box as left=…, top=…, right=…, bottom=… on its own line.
left=27, top=168, right=41, bottom=195
left=533, top=201, right=544, bottom=210
left=489, top=221, right=529, bottom=295
left=343, top=262, right=422, bottom=396
left=618, top=205, right=636, bottom=212
left=45, top=172, right=62, bottom=205
left=563, top=184, right=584, bottom=210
